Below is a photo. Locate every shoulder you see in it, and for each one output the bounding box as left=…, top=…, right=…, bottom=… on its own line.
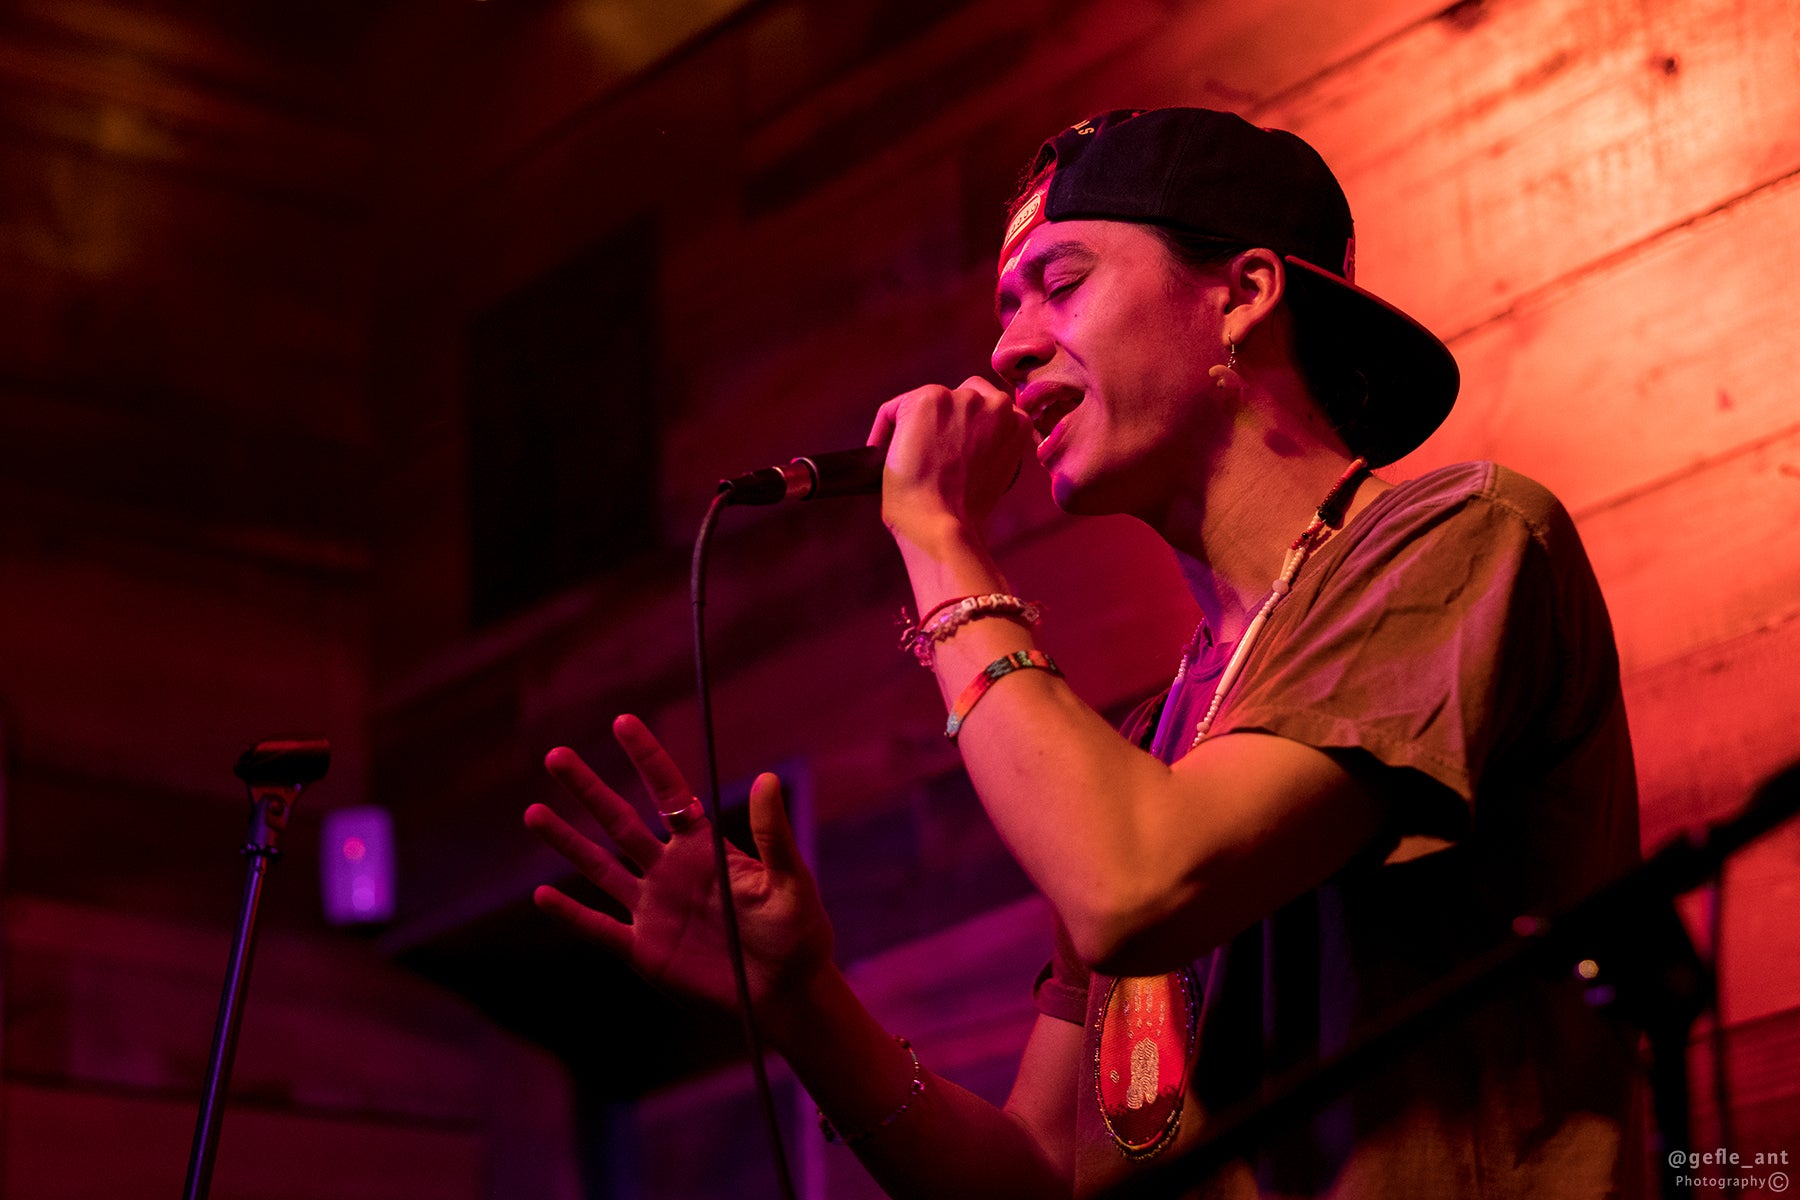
left=1327, top=460, right=1618, bottom=709
left=1377, top=461, right=1572, bottom=541
left=1342, top=461, right=1593, bottom=577
left=1225, top=461, right=1613, bottom=803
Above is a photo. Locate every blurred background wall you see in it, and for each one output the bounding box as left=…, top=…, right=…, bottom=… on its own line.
left=1, top=0, right=1796, bottom=1196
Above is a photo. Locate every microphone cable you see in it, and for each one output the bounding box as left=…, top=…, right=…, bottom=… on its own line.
left=690, top=482, right=800, bottom=1200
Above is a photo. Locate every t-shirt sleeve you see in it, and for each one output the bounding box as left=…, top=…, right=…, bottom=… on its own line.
left=1216, top=468, right=1577, bottom=811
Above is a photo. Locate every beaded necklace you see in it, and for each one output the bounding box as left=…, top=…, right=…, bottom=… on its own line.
left=1182, top=457, right=1370, bottom=750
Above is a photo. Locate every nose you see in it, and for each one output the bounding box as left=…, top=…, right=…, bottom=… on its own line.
left=991, top=307, right=1053, bottom=384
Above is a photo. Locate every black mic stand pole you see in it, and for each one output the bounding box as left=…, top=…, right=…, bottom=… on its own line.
left=182, top=739, right=329, bottom=1200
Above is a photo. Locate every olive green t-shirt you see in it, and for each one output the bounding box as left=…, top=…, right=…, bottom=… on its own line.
left=1036, top=462, right=1641, bottom=1199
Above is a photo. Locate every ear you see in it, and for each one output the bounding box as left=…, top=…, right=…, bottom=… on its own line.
left=1221, top=248, right=1287, bottom=346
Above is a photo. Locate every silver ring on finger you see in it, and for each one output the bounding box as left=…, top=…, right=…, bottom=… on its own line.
left=658, top=798, right=705, bottom=833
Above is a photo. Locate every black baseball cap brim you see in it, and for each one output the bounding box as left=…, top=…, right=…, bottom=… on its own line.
left=1281, top=256, right=1460, bottom=467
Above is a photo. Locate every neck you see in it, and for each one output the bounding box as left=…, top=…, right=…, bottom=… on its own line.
left=1155, top=423, right=1387, bottom=646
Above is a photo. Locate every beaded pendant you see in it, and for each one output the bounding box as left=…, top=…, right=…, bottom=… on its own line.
left=1093, top=969, right=1200, bottom=1158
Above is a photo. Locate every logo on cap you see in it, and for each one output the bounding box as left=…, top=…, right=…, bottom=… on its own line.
left=1000, top=183, right=1050, bottom=275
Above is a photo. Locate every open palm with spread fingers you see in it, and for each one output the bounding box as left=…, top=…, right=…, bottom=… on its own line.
left=524, top=714, right=835, bottom=1019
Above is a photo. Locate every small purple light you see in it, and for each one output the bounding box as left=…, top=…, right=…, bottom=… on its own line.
left=321, top=807, right=395, bottom=925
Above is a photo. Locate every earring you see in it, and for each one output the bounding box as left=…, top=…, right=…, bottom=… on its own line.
left=1209, top=336, right=1240, bottom=391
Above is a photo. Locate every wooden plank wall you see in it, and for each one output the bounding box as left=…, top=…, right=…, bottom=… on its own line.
left=0, top=0, right=377, bottom=805
left=2, top=897, right=581, bottom=1200
left=364, top=0, right=1800, bottom=1193
left=0, top=3, right=582, bottom=1196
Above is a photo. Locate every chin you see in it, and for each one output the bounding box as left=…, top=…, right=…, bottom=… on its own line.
left=1049, top=469, right=1126, bottom=518
left=1048, top=469, right=1088, bottom=514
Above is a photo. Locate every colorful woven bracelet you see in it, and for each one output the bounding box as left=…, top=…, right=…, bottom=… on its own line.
left=817, top=1036, right=925, bottom=1145
left=944, top=649, right=1061, bottom=741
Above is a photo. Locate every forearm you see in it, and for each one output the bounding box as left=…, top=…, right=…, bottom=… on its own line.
left=894, top=522, right=1181, bottom=946
left=766, top=964, right=1068, bottom=1199
left=892, top=516, right=1391, bottom=974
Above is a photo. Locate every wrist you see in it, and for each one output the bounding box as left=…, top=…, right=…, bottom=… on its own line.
left=884, top=504, right=977, bottom=557
left=890, top=518, right=1005, bottom=602
left=759, top=958, right=848, bottom=1056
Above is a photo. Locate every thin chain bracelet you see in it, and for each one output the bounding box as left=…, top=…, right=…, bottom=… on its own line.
left=817, top=1036, right=925, bottom=1145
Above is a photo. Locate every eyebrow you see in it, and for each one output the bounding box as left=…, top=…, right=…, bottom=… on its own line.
left=995, top=240, right=1097, bottom=322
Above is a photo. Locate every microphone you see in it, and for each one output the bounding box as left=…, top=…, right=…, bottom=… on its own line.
left=719, top=445, right=887, bottom=505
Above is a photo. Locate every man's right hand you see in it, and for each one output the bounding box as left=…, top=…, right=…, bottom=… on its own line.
left=867, top=375, right=1033, bottom=546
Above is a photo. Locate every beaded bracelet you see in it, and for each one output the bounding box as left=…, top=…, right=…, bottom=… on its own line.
left=817, top=1036, right=925, bottom=1145
left=898, top=593, right=1044, bottom=667
left=945, top=650, right=1061, bottom=741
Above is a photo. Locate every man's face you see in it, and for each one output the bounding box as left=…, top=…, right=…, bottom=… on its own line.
left=992, top=219, right=1224, bottom=518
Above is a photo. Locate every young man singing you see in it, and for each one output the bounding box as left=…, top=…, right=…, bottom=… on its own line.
left=525, top=108, right=1640, bottom=1198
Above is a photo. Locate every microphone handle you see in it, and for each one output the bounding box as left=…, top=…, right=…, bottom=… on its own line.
left=796, top=446, right=888, bottom=500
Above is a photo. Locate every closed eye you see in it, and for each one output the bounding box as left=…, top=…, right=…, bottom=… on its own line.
left=994, top=240, right=1096, bottom=321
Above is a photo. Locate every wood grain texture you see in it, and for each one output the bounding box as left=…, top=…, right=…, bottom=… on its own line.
left=3, top=897, right=490, bottom=1119
left=1580, top=423, right=1800, bottom=678
left=1396, top=170, right=1800, bottom=516
left=0, top=552, right=371, bottom=802
left=1683, top=823, right=1800, bottom=1026
left=1261, top=0, right=1800, bottom=339
left=1628, top=613, right=1800, bottom=1025
left=1, top=1082, right=485, bottom=1200
left=1627, top=615, right=1800, bottom=845
left=2, top=894, right=584, bottom=1195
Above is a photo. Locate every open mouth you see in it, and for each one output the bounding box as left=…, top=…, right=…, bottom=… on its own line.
left=1029, top=389, right=1083, bottom=441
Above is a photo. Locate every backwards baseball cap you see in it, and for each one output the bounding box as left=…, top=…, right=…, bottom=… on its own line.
left=1001, top=108, right=1458, bottom=466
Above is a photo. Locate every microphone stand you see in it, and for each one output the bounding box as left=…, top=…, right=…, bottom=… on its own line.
left=1097, top=759, right=1800, bottom=1200
left=182, top=739, right=329, bottom=1200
